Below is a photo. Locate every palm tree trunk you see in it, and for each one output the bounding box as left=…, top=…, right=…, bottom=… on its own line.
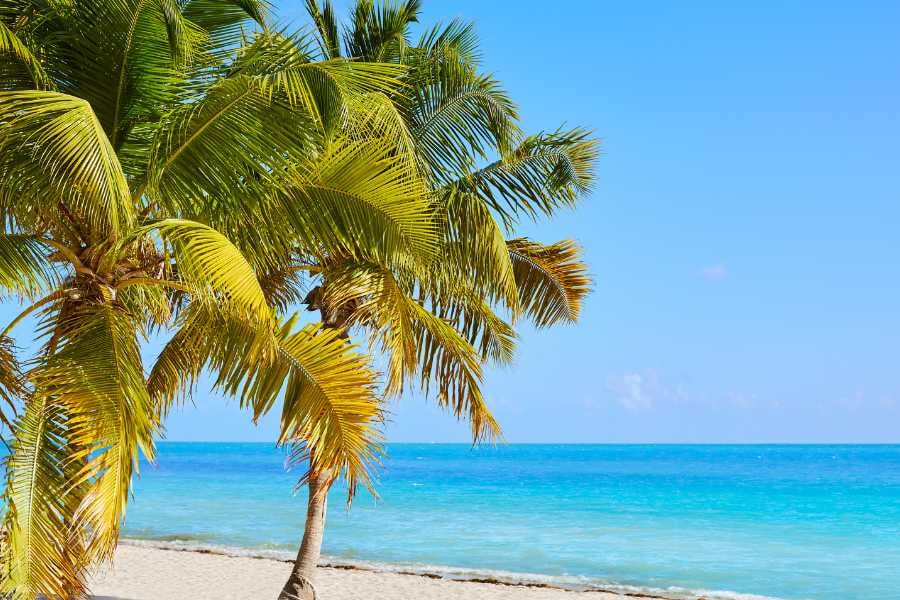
left=277, top=468, right=330, bottom=600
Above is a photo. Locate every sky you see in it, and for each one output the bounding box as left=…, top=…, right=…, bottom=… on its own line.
left=4, top=1, right=899, bottom=443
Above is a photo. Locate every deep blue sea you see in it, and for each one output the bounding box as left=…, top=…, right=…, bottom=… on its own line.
left=123, top=444, right=900, bottom=600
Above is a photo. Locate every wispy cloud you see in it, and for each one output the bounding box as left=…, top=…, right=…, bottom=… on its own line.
left=606, top=371, right=658, bottom=412
left=700, top=264, right=728, bottom=280
left=605, top=370, right=759, bottom=413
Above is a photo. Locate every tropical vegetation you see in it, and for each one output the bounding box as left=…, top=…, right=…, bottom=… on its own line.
left=0, top=1, right=596, bottom=599
left=271, top=2, right=597, bottom=599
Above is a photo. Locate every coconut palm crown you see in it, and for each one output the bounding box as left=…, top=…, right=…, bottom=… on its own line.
left=267, top=2, right=598, bottom=598
left=0, top=1, right=441, bottom=597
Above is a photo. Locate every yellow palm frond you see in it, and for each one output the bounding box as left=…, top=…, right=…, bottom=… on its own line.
left=424, top=283, right=516, bottom=365
left=408, top=300, right=500, bottom=442
left=252, top=322, right=382, bottom=497
left=438, top=186, right=519, bottom=311
left=323, top=262, right=501, bottom=442
left=0, top=335, right=25, bottom=433
left=149, top=307, right=383, bottom=497
left=29, top=304, right=157, bottom=561
left=0, top=91, right=133, bottom=238
left=138, top=219, right=274, bottom=325
left=282, top=138, right=437, bottom=266
left=507, top=238, right=591, bottom=326
left=2, top=395, right=89, bottom=600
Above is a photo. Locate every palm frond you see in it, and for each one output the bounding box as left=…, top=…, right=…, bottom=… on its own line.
left=138, top=219, right=273, bottom=324
left=280, top=138, right=436, bottom=267
left=29, top=304, right=157, bottom=561
left=106, top=0, right=197, bottom=149
left=410, top=70, right=519, bottom=183
left=324, top=262, right=500, bottom=442
left=0, top=91, right=133, bottom=238
left=304, top=0, right=341, bottom=59
left=322, top=263, right=416, bottom=395
left=236, top=320, right=382, bottom=497
left=461, top=128, right=599, bottom=226
left=407, top=299, right=500, bottom=442
left=0, top=235, right=58, bottom=299
left=2, top=395, right=89, bottom=600
left=0, top=335, right=25, bottom=433
left=507, top=238, right=591, bottom=326
left=182, top=0, right=269, bottom=55
left=415, top=19, right=480, bottom=68
left=345, top=0, right=421, bottom=62
left=150, top=307, right=383, bottom=497
left=0, top=19, right=51, bottom=89
left=232, top=29, right=407, bottom=134
left=145, top=74, right=315, bottom=214
left=437, top=186, right=518, bottom=310
left=421, top=278, right=516, bottom=365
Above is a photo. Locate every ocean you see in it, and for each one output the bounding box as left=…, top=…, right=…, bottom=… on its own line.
left=123, top=444, right=900, bottom=600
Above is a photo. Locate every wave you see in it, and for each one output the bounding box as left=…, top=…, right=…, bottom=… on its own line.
left=120, top=538, right=784, bottom=600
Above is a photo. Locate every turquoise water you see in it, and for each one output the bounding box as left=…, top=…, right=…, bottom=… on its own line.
left=124, top=444, right=900, bottom=599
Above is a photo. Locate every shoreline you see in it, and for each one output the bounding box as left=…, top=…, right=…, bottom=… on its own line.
left=95, top=539, right=777, bottom=600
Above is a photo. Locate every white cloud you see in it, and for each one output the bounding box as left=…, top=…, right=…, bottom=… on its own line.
left=606, top=371, right=657, bottom=412
left=700, top=264, right=728, bottom=280
left=605, top=370, right=760, bottom=413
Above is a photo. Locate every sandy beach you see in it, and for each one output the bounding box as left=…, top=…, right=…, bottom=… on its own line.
left=89, top=543, right=663, bottom=600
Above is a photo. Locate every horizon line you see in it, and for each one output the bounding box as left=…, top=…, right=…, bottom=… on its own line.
left=156, top=440, right=900, bottom=445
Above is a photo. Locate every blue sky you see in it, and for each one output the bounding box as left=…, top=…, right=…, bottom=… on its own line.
left=4, top=1, right=899, bottom=443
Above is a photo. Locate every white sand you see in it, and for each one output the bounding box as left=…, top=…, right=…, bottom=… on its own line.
left=89, top=544, right=649, bottom=600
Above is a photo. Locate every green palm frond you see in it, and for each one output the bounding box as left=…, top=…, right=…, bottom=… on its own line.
left=415, top=19, right=481, bottom=68
left=105, top=0, right=198, bottom=149
left=232, top=29, right=407, bottom=134
left=304, top=0, right=341, bottom=59
left=145, top=74, right=315, bottom=214
left=182, top=0, right=269, bottom=54
left=410, top=70, right=519, bottom=182
left=507, top=238, right=592, bottom=327
left=0, top=20, right=51, bottom=89
left=461, top=128, right=599, bottom=226
left=0, top=235, right=58, bottom=299
left=346, top=0, right=421, bottom=62
left=0, top=91, right=134, bottom=238
left=281, top=138, right=436, bottom=266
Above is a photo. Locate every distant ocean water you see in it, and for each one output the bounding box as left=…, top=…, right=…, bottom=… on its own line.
left=123, top=444, right=900, bottom=600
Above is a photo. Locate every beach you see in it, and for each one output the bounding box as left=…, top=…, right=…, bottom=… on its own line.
left=90, top=543, right=640, bottom=600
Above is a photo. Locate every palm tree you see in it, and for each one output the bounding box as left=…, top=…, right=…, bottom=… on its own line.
left=263, top=2, right=599, bottom=598
left=0, top=1, right=434, bottom=597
